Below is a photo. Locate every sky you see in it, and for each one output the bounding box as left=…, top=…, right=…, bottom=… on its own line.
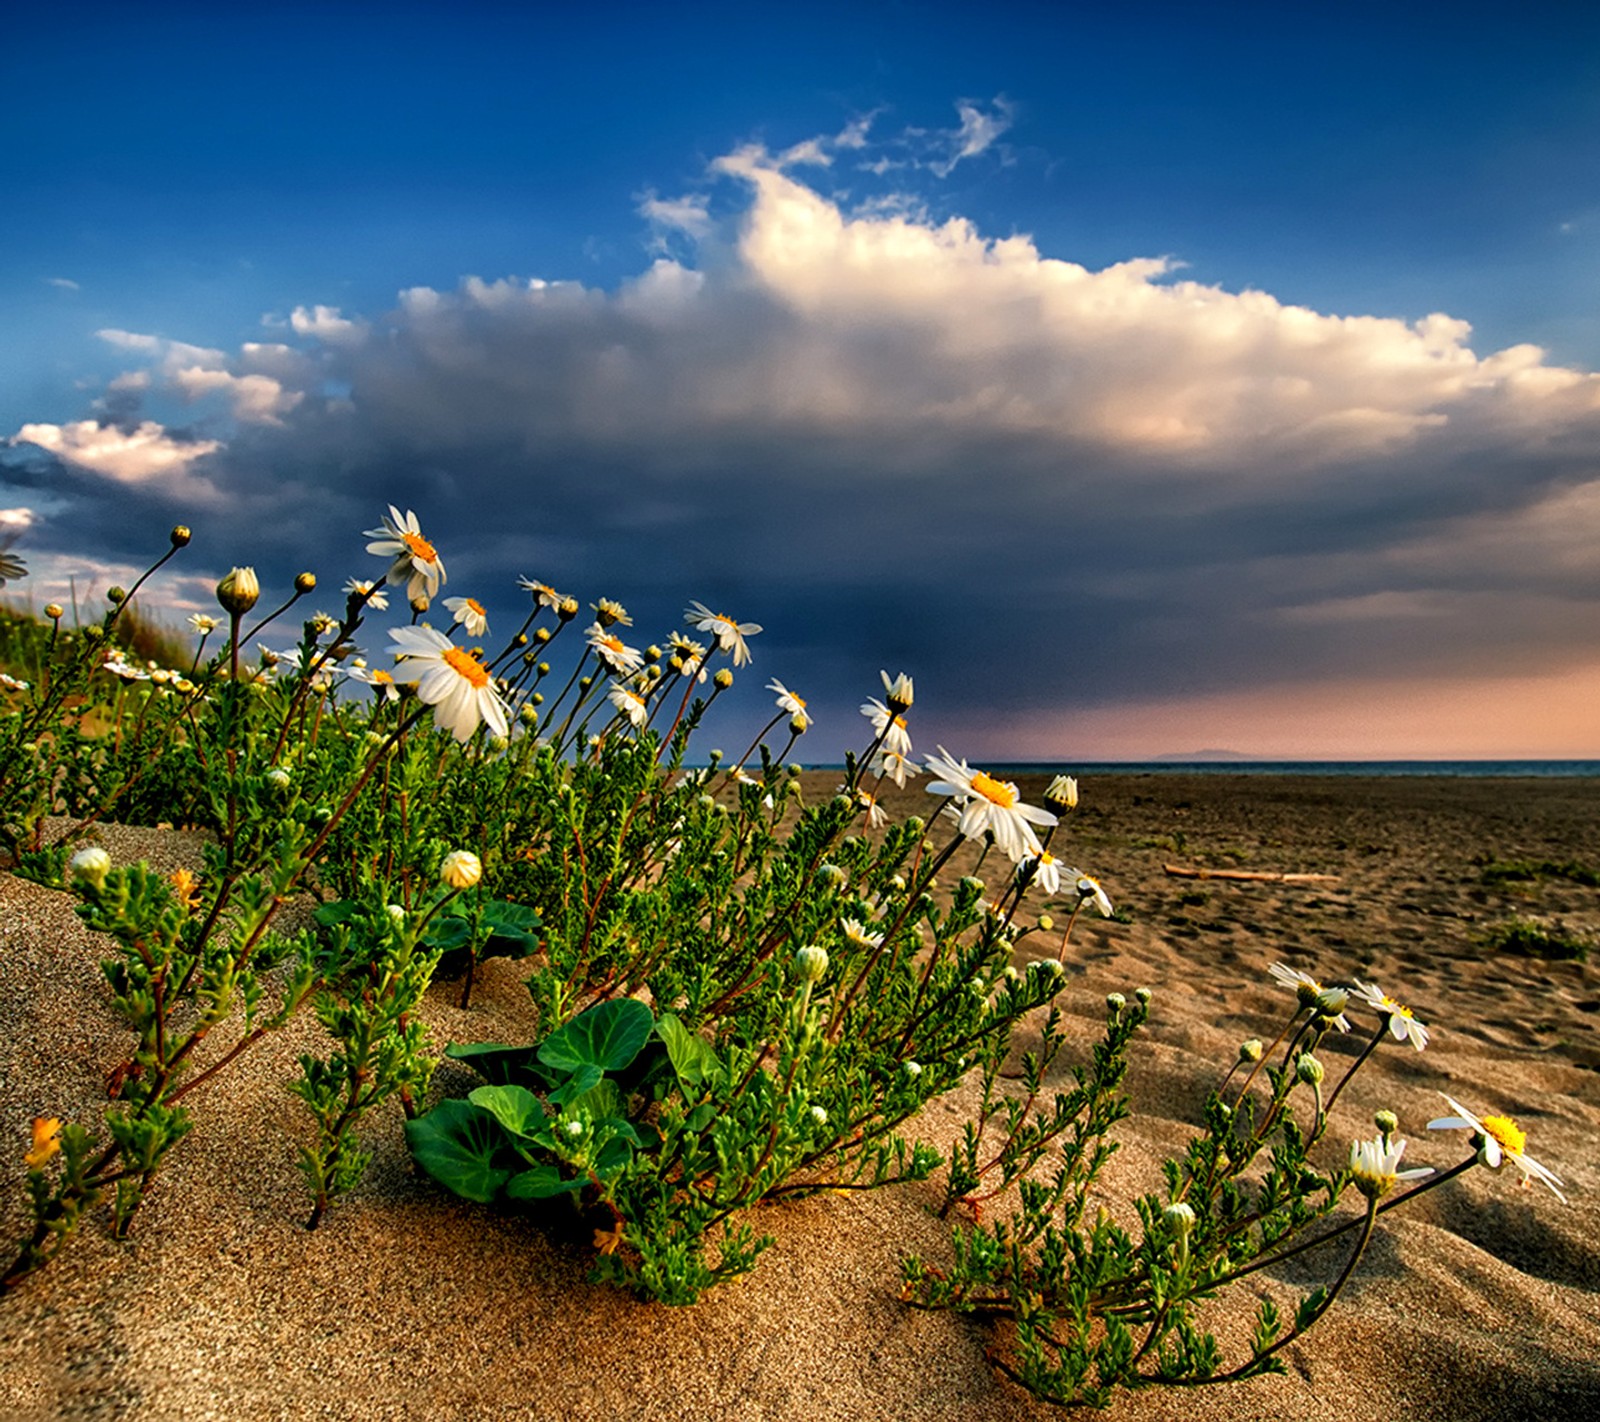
left=3, top=0, right=1599, bottom=761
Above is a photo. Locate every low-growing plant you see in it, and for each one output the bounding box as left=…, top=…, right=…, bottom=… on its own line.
left=1481, top=916, right=1591, bottom=962
left=0, top=514, right=1571, bottom=1413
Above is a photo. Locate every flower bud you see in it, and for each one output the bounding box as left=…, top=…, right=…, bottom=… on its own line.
left=558, top=598, right=580, bottom=621
left=902, top=1060, right=922, bottom=1078
left=534, top=627, right=552, bottom=644
left=70, top=845, right=112, bottom=889
left=106, top=586, right=127, bottom=604
left=1238, top=1038, right=1264, bottom=1063
left=1296, top=1052, right=1325, bottom=1086
left=713, top=668, right=734, bottom=690
left=645, top=645, right=661, bottom=663
left=1163, top=1201, right=1196, bottom=1235
left=794, top=945, right=829, bottom=983
left=1314, top=987, right=1350, bottom=1021
left=410, top=593, right=430, bottom=615
left=1135, top=986, right=1152, bottom=1007
left=169, top=524, right=192, bottom=548
left=519, top=705, right=539, bottom=726
left=1374, top=1108, right=1399, bottom=1139
left=1037, top=912, right=1055, bottom=933
left=809, top=1105, right=828, bottom=1126
left=1106, top=992, right=1126, bottom=1013
left=386, top=904, right=407, bottom=926
left=789, top=713, right=808, bottom=736
left=440, top=850, right=482, bottom=890
left=881, top=671, right=914, bottom=714
left=216, top=567, right=260, bottom=616
left=294, top=571, right=317, bottom=595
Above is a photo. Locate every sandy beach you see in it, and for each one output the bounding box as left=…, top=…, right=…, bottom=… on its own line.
left=1, top=773, right=1597, bottom=1420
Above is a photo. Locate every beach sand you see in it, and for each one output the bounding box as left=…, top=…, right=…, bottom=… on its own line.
left=1, top=774, right=1597, bottom=1420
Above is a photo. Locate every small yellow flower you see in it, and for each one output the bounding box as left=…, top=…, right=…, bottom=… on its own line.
left=25, top=1117, right=62, bottom=1169
left=170, top=868, right=202, bottom=912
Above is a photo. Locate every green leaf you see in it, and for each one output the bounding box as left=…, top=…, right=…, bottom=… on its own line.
left=404, top=1100, right=513, bottom=1204
left=468, top=1084, right=551, bottom=1143
left=481, top=900, right=542, bottom=958
left=538, top=998, right=654, bottom=1075
left=505, top=1165, right=586, bottom=1200
left=312, top=900, right=360, bottom=928
left=655, top=1013, right=722, bottom=1089
left=423, top=916, right=473, bottom=952
left=547, top=1062, right=605, bottom=1108
left=444, top=1040, right=549, bottom=1087
left=593, top=1134, right=635, bottom=1179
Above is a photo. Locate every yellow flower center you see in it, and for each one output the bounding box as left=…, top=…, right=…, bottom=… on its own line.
left=1481, top=1115, right=1526, bottom=1156
left=442, top=646, right=490, bottom=689
left=970, top=771, right=1018, bottom=808
left=374, top=669, right=394, bottom=685
left=465, top=598, right=485, bottom=617
left=402, top=531, right=438, bottom=564
left=1387, top=998, right=1413, bottom=1020
left=893, top=715, right=907, bottom=729
left=601, top=635, right=624, bottom=654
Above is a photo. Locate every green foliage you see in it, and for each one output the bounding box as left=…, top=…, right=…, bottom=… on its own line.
left=1479, top=857, right=1599, bottom=888
left=1481, top=916, right=1591, bottom=961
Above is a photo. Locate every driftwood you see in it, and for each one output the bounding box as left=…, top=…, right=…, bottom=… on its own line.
left=1163, top=863, right=1340, bottom=884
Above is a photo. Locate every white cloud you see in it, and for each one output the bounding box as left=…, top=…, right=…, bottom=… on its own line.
left=929, top=97, right=1015, bottom=177
left=10, top=420, right=222, bottom=489
left=169, top=366, right=303, bottom=424
left=44, top=276, right=80, bottom=291
left=289, top=304, right=367, bottom=346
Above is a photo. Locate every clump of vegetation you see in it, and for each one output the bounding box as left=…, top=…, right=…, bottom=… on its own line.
left=1479, top=858, right=1600, bottom=889
left=1482, top=917, right=1591, bottom=962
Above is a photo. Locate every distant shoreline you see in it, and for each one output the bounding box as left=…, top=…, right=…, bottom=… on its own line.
left=776, top=760, right=1600, bottom=778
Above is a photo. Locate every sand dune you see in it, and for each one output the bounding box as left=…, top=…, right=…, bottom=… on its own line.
left=2, top=776, right=1597, bottom=1420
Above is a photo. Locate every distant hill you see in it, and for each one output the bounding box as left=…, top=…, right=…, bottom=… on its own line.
left=1148, top=749, right=1258, bottom=762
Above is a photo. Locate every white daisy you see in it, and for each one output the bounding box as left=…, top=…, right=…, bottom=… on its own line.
left=860, top=698, right=913, bottom=758
left=1023, top=852, right=1070, bottom=896
left=364, top=505, right=446, bottom=603
left=445, top=596, right=490, bottom=638
left=343, top=578, right=389, bottom=613
left=1075, top=874, right=1115, bottom=918
left=587, top=624, right=643, bottom=675
left=685, top=601, right=761, bottom=666
left=592, top=598, right=631, bottom=628
left=187, top=613, right=219, bottom=635
left=768, top=679, right=810, bottom=729
left=923, top=746, right=1056, bottom=863
left=348, top=663, right=401, bottom=702
left=0, top=534, right=26, bottom=585
left=879, top=670, right=914, bottom=710
left=871, top=748, right=919, bottom=788
left=1348, top=1134, right=1432, bottom=1200
left=389, top=625, right=508, bottom=742
left=517, top=577, right=566, bottom=611
left=0, top=672, right=29, bottom=691
left=668, top=633, right=709, bottom=683
left=608, top=682, right=649, bottom=729
left=1428, top=1093, right=1567, bottom=1202
left=1268, top=963, right=1353, bottom=1031
left=855, top=789, right=887, bottom=828
left=1350, top=977, right=1430, bottom=1051
left=841, top=918, right=885, bottom=952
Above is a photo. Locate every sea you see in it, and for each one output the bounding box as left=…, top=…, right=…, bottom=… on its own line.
left=980, top=760, right=1600, bottom=778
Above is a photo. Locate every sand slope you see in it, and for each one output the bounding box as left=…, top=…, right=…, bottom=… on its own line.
left=2, top=778, right=1597, bottom=1420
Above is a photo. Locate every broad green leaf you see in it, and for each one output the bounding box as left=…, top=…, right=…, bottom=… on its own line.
left=547, top=1062, right=605, bottom=1108
left=593, top=1135, right=635, bottom=1179
left=312, top=900, right=360, bottom=928
left=655, top=1013, right=722, bottom=1089
left=422, top=916, right=473, bottom=952
left=505, top=1165, right=586, bottom=1200
left=538, top=998, right=653, bottom=1075
left=404, top=1099, right=512, bottom=1204
left=481, top=900, right=542, bottom=958
left=468, top=1084, right=551, bottom=1143
left=444, top=1041, right=550, bottom=1088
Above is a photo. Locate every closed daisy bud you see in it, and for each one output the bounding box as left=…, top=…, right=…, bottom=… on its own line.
left=1375, top=1108, right=1400, bottom=1140
left=1106, top=992, right=1126, bottom=1013
left=1296, top=1052, right=1325, bottom=1086
left=1162, top=1201, right=1196, bottom=1235
left=294, top=571, right=317, bottom=595
left=70, top=845, right=112, bottom=889
left=216, top=567, right=260, bottom=616
left=440, top=850, right=482, bottom=890
left=1238, top=1039, right=1264, bottom=1063
left=44, top=603, right=64, bottom=620
left=1135, top=986, right=1152, bottom=1006
left=1037, top=912, right=1055, bottom=932
left=386, top=904, right=407, bottom=926
left=1043, top=775, right=1079, bottom=811
left=794, top=945, right=830, bottom=983
left=169, top=524, right=192, bottom=548
left=713, top=668, right=733, bottom=690
left=106, top=586, right=126, bottom=604
left=558, top=598, right=580, bottom=621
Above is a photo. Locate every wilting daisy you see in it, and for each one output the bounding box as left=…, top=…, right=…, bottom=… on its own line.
left=1075, top=874, right=1115, bottom=918
left=1268, top=963, right=1352, bottom=1031
left=343, top=577, right=389, bottom=613
left=348, top=663, right=402, bottom=702
left=517, top=577, right=566, bottom=611
left=100, top=653, right=149, bottom=681
left=365, top=506, right=446, bottom=602
left=1428, top=1093, right=1566, bottom=1202
left=608, top=682, right=650, bottom=729
left=389, top=625, right=508, bottom=742
left=587, top=624, right=643, bottom=675
left=860, top=698, right=913, bottom=758
left=445, top=596, right=490, bottom=638
left=1348, top=1134, right=1432, bottom=1200
left=685, top=601, right=761, bottom=666
left=768, top=679, right=811, bottom=729
left=0, top=534, right=27, bottom=585
left=879, top=670, right=914, bottom=711
left=924, top=746, right=1057, bottom=863
left=1350, top=977, right=1430, bottom=1051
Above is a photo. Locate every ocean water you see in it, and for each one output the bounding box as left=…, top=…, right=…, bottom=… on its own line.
left=984, top=760, right=1600, bottom=778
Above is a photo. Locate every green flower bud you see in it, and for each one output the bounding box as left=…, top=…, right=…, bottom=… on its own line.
left=1162, top=1201, right=1196, bottom=1235
left=216, top=567, right=260, bottom=616
left=1374, top=1108, right=1399, bottom=1139
left=440, top=850, right=482, bottom=890
left=169, top=524, right=192, bottom=548
left=713, top=668, right=734, bottom=690
left=1106, top=992, right=1127, bottom=1013
left=1135, top=986, right=1152, bottom=1006
left=44, top=603, right=64, bottom=620
left=794, top=945, right=829, bottom=983
left=1296, top=1052, right=1325, bottom=1086
left=1238, top=1038, right=1264, bottom=1063
left=294, top=571, right=317, bottom=595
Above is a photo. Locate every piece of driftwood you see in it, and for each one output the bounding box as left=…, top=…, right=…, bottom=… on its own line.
left=1163, top=863, right=1341, bottom=884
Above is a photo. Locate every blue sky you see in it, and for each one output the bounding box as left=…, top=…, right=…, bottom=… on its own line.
left=5, top=1, right=1600, bottom=758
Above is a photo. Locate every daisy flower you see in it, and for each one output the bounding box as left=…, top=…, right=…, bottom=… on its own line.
left=768, top=679, right=811, bottom=729
left=1268, top=963, right=1352, bottom=1031
left=860, top=698, right=913, bottom=757
left=445, top=596, right=490, bottom=638
left=364, top=505, right=446, bottom=603
left=187, top=612, right=219, bottom=635
left=592, top=598, right=631, bottom=628
left=518, top=577, right=566, bottom=612
left=389, top=625, right=508, bottom=742
left=685, top=601, right=761, bottom=666
left=1075, top=874, right=1115, bottom=918
left=0, top=534, right=27, bottom=585
left=668, top=633, right=709, bottom=682
left=1348, top=1134, right=1432, bottom=1201
left=841, top=918, right=885, bottom=952
left=1022, top=852, right=1071, bottom=897
left=348, top=663, right=401, bottom=702
left=587, top=624, right=643, bottom=675
left=924, top=746, right=1057, bottom=864
left=1428, top=1093, right=1566, bottom=1202
left=879, top=670, right=914, bottom=711
left=855, top=789, right=887, bottom=828
left=608, top=682, right=649, bottom=729
left=1350, top=977, right=1430, bottom=1051
left=871, top=748, right=919, bottom=788
left=343, top=578, right=389, bottom=613
left=0, top=672, right=29, bottom=692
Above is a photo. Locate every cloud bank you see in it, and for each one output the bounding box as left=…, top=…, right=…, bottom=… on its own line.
left=7, top=130, right=1600, bottom=755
